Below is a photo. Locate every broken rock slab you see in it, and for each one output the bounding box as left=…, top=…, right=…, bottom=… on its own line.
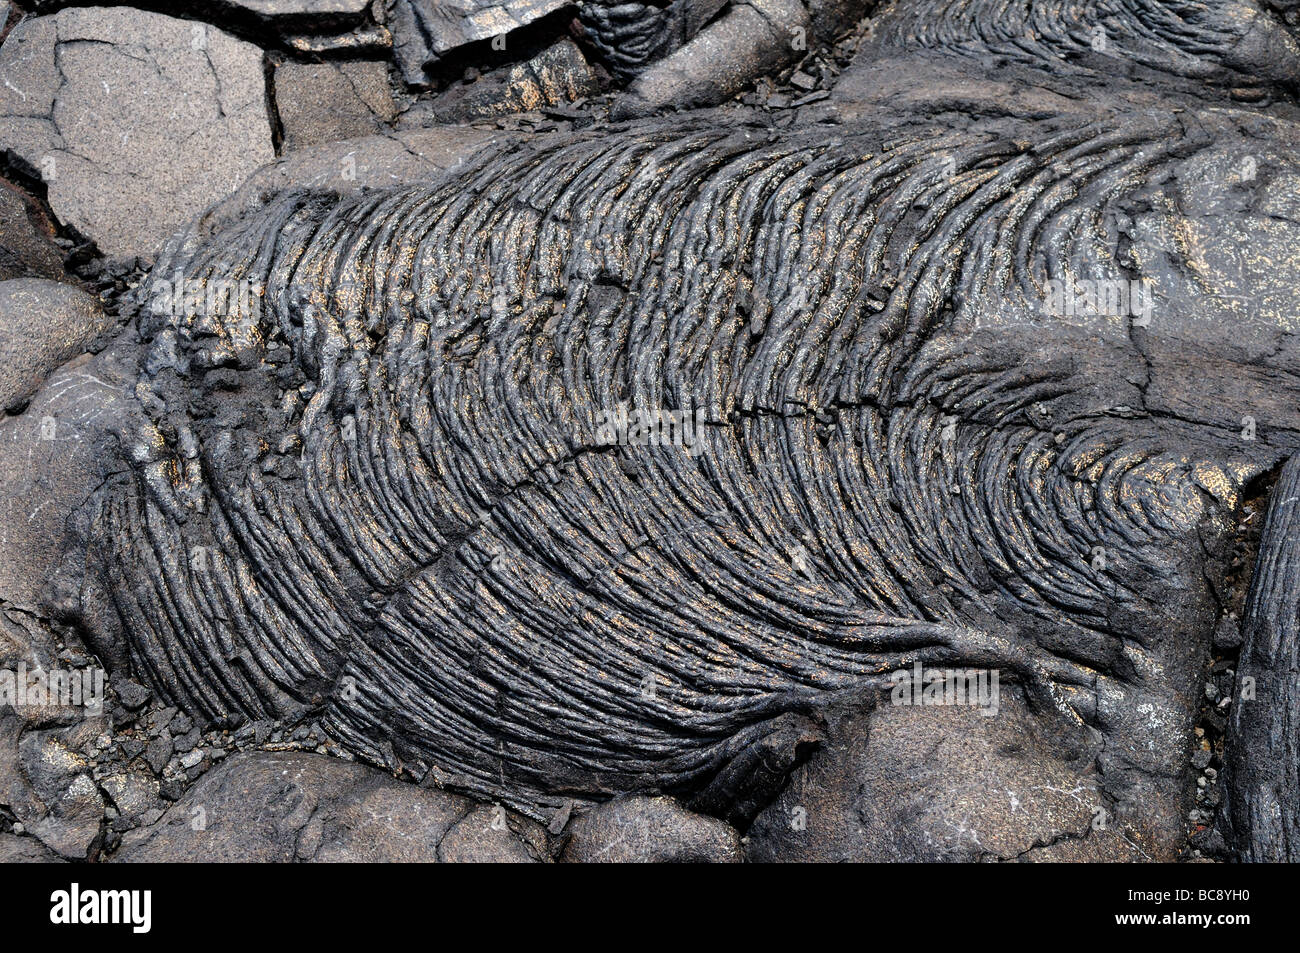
left=211, top=0, right=373, bottom=22
left=560, top=796, right=744, bottom=863
left=0, top=7, right=274, bottom=261
left=274, top=60, right=399, bottom=151
left=2, top=717, right=108, bottom=860
left=415, top=38, right=599, bottom=121
left=387, top=0, right=572, bottom=86
left=27, top=1, right=372, bottom=28
left=113, top=750, right=550, bottom=862
left=0, top=278, right=114, bottom=413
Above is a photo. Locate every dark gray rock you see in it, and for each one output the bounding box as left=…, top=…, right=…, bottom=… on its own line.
left=437, top=802, right=549, bottom=861
left=99, top=768, right=163, bottom=824
left=746, top=693, right=1153, bottom=862
left=0, top=341, right=134, bottom=614
left=0, top=8, right=274, bottom=260
left=387, top=0, right=571, bottom=86
left=3, top=719, right=107, bottom=858
left=114, top=750, right=549, bottom=862
left=0, top=278, right=114, bottom=413
left=143, top=735, right=173, bottom=775
left=611, top=0, right=853, bottom=117
left=113, top=677, right=151, bottom=711
left=1222, top=454, right=1300, bottom=861
left=78, top=87, right=1300, bottom=846
left=414, top=38, right=599, bottom=121
left=0, top=831, right=65, bottom=862
left=27, top=0, right=372, bottom=27
left=177, top=124, right=506, bottom=245
left=869, top=0, right=1300, bottom=92
left=0, top=180, right=66, bottom=282
left=578, top=0, right=728, bottom=80
left=560, top=797, right=743, bottom=863
left=1213, top=614, right=1244, bottom=651
left=215, top=0, right=372, bottom=20
left=15, top=0, right=1300, bottom=863
left=274, top=61, right=398, bottom=151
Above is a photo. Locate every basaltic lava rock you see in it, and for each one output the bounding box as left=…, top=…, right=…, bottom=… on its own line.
left=44, top=0, right=1300, bottom=861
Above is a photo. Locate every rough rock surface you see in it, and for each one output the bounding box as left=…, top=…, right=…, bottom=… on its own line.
left=0, top=8, right=274, bottom=260
left=185, top=125, right=507, bottom=241
left=79, top=90, right=1300, bottom=855
left=0, top=278, right=113, bottom=413
left=614, top=0, right=816, bottom=117
left=747, top=694, right=1154, bottom=861
left=870, top=0, right=1300, bottom=91
left=27, top=1, right=373, bottom=26
left=114, top=750, right=549, bottom=862
left=0, top=180, right=66, bottom=282
left=418, top=38, right=599, bottom=120
left=219, top=0, right=373, bottom=20
left=274, top=61, right=398, bottom=151
left=1221, top=455, right=1300, bottom=861
left=561, top=797, right=744, bottom=862
left=1, top=0, right=1298, bottom=865
left=579, top=0, right=729, bottom=80
left=0, top=831, right=64, bottom=861
left=387, top=0, right=572, bottom=85
left=3, top=716, right=108, bottom=859
left=0, top=342, right=133, bottom=614
left=0, top=327, right=133, bottom=859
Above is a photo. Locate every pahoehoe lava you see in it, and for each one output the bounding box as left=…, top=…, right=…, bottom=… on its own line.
left=66, top=13, right=1300, bottom=849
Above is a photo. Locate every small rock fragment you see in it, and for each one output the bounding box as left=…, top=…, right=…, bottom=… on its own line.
left=417, top=39, right=599, bottom=121
left=387, top=0, right=572, bottom=86
left=560, top=797, right=743, bottom=863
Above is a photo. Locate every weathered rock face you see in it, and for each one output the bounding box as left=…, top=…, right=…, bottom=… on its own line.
left=26, top=0, right=374, bottom=28
left=1221, top=455, right=1300, bottom=861
left=72, top=79, right=1300, bottom=859
left=188, top=124, right=510, bottom=240
left=274, top=61, right=399, bottom=151
left=114, top=750, right=549, bottom=862
left=560, top=796, right=744, bottom=862
left=0, top=7, right=274, bottom=261
left=0, top=278, right=114, bottom=413
left=3, top=716, right=108, bottom=859
left=0, top=831, right=64, bottom=862
left=0, top=180, right=66, bottom=282
left=387, top=0, right=573, bottom=85
left=746, top=691, right=1160, bottom=861
left=1, top=342, right=133, bottom=616
left=417, top=38, right=599, bottom=120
